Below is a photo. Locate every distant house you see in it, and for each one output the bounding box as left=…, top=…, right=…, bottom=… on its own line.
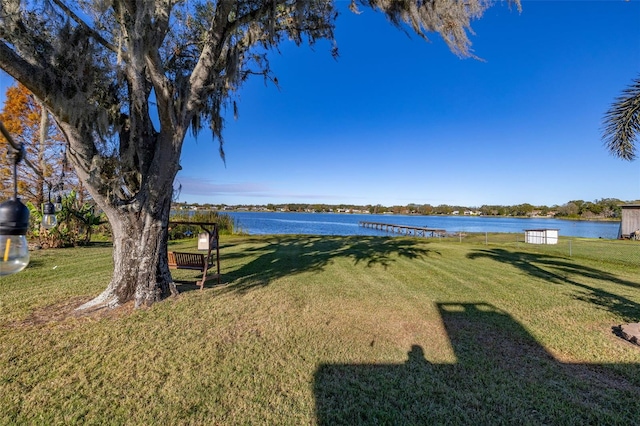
left=524, top=229, right=559, bottom=245
left=618, top=204, right=640, bottom=239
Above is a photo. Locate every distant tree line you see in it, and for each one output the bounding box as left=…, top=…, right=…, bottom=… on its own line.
left=174, top=197, right=636, bottom=220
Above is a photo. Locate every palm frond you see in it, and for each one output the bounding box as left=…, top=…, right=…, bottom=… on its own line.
left=603, top=76, right=640, bottom=161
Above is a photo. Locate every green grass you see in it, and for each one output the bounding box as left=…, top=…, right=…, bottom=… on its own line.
left=1, top=235, right=640, bottom=424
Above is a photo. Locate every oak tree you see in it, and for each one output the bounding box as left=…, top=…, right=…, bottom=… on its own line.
left=0, top=0, right=519, bottom=308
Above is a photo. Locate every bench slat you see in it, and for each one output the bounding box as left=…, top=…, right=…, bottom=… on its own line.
left=168, top=251, right=217, bottom=289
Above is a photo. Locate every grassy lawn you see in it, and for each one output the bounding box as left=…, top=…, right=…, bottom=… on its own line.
left=1, top=235, right=639, bottom=424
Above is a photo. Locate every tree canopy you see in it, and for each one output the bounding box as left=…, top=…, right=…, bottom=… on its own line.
left=0, top=0, right=520, bottom=308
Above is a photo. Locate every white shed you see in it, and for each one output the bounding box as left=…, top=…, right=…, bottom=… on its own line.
left=524, top=229, right=559, bottom=245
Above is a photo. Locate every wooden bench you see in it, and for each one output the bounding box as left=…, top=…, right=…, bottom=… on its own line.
left=168, top=251, right=220, bottom=289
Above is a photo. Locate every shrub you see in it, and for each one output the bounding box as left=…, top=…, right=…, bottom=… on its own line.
left=169, top=210, right=236, bottom=240
left=27, top=190, right=108, bottom=247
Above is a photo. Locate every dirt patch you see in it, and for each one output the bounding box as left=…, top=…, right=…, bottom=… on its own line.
left=7, top=297, right=136, bottom=328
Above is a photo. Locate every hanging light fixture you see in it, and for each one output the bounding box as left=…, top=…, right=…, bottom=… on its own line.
left=41, top=152, right=66, bottom=230
left=0, top=146, right=30, bottom=276
left=41, top=200, right=57, bottom=230
left=41, top=184, right=58, bottom=230
left=54, top=194, right=62, bottom=212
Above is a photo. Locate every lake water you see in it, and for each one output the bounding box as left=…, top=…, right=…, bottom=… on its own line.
left=225, top=212, right=620, bottom=239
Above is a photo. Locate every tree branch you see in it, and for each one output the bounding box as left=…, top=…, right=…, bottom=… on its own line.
left=144, top=1, right=176, bottom=133
left=185, top=0, right=280, bottom=117
left=50, top=0, right=120, bottom=54
left=184, top=1, right=233, bottom=119
left=0, top=118, right=40, bottom=176
left=150, top=0, right=172, bottom=52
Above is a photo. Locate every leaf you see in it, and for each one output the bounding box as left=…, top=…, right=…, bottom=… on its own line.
left=603, top=75, right=640, bottom=161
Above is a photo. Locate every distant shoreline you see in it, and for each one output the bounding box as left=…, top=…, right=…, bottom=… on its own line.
left=175, top=208, right=622, bottom=223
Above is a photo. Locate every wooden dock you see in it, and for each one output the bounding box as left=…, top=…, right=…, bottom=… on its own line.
left=359, top=221, right=446, bottom=237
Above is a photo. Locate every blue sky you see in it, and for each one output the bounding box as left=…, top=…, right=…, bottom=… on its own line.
left=2, top=1, right=639, bottom=207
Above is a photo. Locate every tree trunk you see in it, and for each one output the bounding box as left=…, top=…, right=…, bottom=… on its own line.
left=77, top=189, right=178, bottom=310
left=56, top=108, right=186, bottom=310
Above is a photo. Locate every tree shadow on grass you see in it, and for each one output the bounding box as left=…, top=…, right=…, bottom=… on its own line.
left=220, top=236, right=435, bottom=294
left=171, top=275, right=206, bottom=292
left=314, top=302, right=640, bottom=425
left=85, top=241, right=113, bottom=248
left=466, top=248, right=640, bottom=322
left=25, top=258, right=45, bottom=268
